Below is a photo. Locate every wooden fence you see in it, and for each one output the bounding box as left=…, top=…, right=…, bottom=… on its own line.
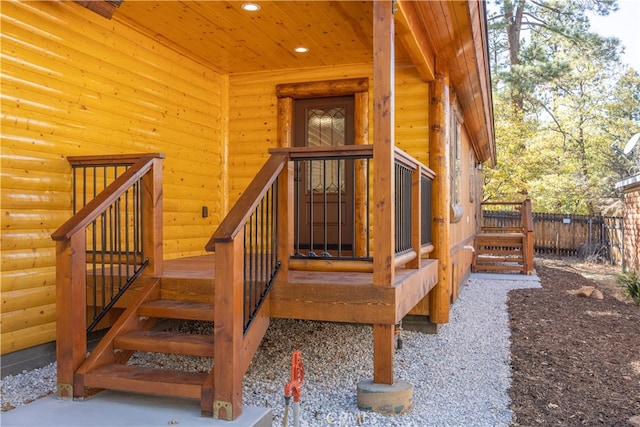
left=482, top=211, right=624, bottom=265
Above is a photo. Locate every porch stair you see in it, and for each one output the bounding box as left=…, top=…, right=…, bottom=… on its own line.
left=75, top=277, right=217, bottom=413
left=472, top=232, right=526, bottom=273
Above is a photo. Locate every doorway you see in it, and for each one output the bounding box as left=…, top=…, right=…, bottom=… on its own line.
left=293, top=96, right=355, bottom=255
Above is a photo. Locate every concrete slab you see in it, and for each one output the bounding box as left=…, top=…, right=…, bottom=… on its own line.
left=356, top=379, right=413, bottom=415
left=1, top=391, right=272, bottom=427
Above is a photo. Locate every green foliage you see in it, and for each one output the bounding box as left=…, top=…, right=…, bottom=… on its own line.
left=485, top=0, right=640, bottom=215
left=617, top=271, right=640, bottom=305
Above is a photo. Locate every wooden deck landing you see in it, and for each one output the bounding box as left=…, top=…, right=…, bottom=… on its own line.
left=160, top=255, right=439, bottom=325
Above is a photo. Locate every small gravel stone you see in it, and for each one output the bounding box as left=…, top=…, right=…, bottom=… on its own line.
left=1, top=275, right=539, bottom=427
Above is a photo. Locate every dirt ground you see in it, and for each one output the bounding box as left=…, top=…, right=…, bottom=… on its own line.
left=508, top=257, right=640, bottom=426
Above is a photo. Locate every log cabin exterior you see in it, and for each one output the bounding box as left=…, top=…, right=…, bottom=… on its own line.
left=0, top=0, right=496, bottom=419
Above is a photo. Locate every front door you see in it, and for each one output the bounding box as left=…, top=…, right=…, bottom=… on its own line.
left=294, top=96, right=355, bottom=256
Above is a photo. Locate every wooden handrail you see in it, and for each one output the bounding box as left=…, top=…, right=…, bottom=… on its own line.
left=270, top=144, right=373, bottom=159
left=52, top=157, right=156, bottom=241
left=206, top=153, right=288, bottom=246
left=67, top=153, right=165, bottom=166
left=393, top=146, right=435, bottom=177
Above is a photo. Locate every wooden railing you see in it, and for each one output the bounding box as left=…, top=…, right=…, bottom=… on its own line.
left=51, top=153, right=164, bottom=398
left=205, top=145, right=435, bottom=419
left=480, top=199, right=534, bottom=274
left=205, top=152, right=288, bottom=420
left=394, top=147, right=436, bottom=269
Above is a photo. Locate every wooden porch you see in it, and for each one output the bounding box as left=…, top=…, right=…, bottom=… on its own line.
left=52, top=141, right=441, bottom=420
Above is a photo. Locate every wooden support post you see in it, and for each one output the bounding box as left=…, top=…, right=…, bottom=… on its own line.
left=428, top=73, right=452, bottom=324
left=277, top=97, right=294, bottom=280
left=277, top=160, right=293, bottom=281
left=277, top=97, right=293, bottom=148
left=372, top=0, right=395, bottom=385
left=212, top=238, right=244, bottom=420
left=373, top=324, right=395, bottom=384
left=142, top=157, right=163, bottom=276
left=55, top=232, right=87, bottom=399
left=354, top=91, right=369, bottom=258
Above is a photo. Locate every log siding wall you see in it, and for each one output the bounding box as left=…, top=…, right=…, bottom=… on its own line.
left=1, top=1, right=225, bottom=354
left=227, top=63, right=430, bottom=206
left=1, top=1, right=482, bottom=356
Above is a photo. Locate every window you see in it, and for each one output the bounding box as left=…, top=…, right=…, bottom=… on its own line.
left=450, top=100, right=463, bottom=223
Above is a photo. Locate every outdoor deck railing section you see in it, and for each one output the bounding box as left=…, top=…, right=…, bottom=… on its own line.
left=393, top=147, right=436, bottom=266
left=243, top=180, right=280, bottom=332
left=206, top=152, right=288, bottom=420
left=67, top=156, right=141, bottom=332
left=290, top=147, right=372, bottom=260
left=51, top=153, right=164, bottom=398
left=421, top=175, right=433, bottom=246
left=395, top=160, right=413, bottom=255
left=480, top=199, right=534, bottom=273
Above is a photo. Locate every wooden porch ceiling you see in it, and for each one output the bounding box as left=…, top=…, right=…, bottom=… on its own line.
left=113, top=1, right=389, bottom=74
left=111, top=0, right=495, bottom=164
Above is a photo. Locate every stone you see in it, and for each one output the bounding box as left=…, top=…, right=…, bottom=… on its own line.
left=575, top=286, right=595, bottom=297
left=590, top=289, right=604, bottom=300
left=629, top=415, right=640, bottom=427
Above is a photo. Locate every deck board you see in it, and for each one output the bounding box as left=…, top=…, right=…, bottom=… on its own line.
left=162, top=255, right=217, bottom=279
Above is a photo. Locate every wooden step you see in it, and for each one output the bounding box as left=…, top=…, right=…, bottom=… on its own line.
left=481, top=227, right=523, bottom=233
left=114, top=330, right=214, bottom=357
left=475, top=256, right=524, bottom=264
left=476, top=249, right=523, bottom=256
left=139, top=300, right=215, bottom=321
left=83, top=364, right=208, bottom=399
left=473, top=264, right=525, bottom=272
left=476, top=233, right=524, bottom=246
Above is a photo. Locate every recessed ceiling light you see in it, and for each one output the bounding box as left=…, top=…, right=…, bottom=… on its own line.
left=242, top=3, right=260, bottom=12
left=294, top=46, right=309, bottom=53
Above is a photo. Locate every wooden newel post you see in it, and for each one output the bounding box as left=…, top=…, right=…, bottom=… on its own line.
left=142, top=156, right=164, bottom=276
left=212, top=238, right=244, bottom=420
left=522, top=199, right=534, bottom=274
left=428, top=72, right=452, bottom=324
left=55, top=232, right=87, bottom=399
left=277, top=159, right=293, bottom=281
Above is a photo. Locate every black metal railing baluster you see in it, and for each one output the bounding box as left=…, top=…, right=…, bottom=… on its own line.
left=421, top=176, right=433, bottom=246
left=240, top=179, right=281, bottom=334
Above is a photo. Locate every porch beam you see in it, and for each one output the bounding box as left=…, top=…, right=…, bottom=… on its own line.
left=372, top=0, right=395, bottom=386
left=394, top=1, right=436, bottom=82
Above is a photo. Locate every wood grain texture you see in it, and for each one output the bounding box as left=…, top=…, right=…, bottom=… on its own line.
left=428, top=73, right=452, bottom=324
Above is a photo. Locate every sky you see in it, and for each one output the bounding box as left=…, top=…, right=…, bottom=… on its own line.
left=588, top=0, right=640, bottom=71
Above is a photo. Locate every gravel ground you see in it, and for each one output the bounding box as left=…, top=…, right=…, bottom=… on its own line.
left=1, top=275, right=539, bottom=426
